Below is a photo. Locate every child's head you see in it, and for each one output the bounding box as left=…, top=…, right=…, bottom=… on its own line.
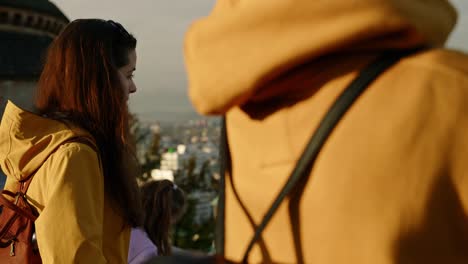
left=141, top=180, right=186, bottom=255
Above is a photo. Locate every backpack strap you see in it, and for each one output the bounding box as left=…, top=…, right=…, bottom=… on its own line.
left=215, top=118, right=228, bottom=255
left=0, top=190, right=37, bottom=221
left=217, top=48, right=423, bottom=263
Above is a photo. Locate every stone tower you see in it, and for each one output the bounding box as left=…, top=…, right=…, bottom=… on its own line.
left=0, top=0, right=69, bottom=117
left=0, top=0, right=69, bottom=186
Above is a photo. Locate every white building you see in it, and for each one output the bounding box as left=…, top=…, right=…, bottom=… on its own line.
left=160, top=151, right=178, bottom=171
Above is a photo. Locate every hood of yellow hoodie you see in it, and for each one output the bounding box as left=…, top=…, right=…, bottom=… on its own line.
left=184, top=0, right=457, bottom=114
left=0, top=101, right=94, bottom=182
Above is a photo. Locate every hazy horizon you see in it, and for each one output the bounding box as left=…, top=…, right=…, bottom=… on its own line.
left=51, top=0, right=468, bottom=123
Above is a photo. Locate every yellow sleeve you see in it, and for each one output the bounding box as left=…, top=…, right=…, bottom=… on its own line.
left=35, top=143, right=107, bottom=264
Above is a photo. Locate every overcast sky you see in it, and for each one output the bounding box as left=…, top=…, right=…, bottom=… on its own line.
left=51, top=0, right=467, bottom=122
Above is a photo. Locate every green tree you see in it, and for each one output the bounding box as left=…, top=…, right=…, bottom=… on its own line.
left=140, top=132, right=161, bottom=182
left=172, top=157, right=216, bottom=253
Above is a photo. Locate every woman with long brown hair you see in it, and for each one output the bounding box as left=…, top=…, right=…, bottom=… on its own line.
left=0, top=19, right=142, bottom=262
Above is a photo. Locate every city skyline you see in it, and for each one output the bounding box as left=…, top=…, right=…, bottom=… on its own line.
left=51, top=0, right=468, bottom=122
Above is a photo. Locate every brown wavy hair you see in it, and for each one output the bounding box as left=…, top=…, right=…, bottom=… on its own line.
left=35, top=19, right=143, bottom=227
left=141, top=180, right=186, bottom=255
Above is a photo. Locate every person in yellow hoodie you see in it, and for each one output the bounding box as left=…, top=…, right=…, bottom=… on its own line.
left=184, top=0, right=468, bottom=263
left=0, top=19, right=142, bottom=263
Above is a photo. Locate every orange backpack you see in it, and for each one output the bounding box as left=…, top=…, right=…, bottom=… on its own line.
left=0, top=176, right=41, bottom=263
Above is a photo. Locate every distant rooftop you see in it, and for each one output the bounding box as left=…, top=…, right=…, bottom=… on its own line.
left=0, top=0, right=68, bottom=21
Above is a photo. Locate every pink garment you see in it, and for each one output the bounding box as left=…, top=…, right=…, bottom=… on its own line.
left=128, top=228, right=158, bottom=264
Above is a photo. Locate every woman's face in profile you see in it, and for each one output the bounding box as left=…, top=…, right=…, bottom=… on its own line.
left=118, top=49, right=137, bottom=101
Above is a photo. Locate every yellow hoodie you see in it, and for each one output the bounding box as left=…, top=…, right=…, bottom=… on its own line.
left=0, top=101, right=130, bottom=263
left=185, top=0, right=468, bottom=263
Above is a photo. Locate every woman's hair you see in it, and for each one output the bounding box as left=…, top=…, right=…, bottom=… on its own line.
left=141, top=180, right=187, bottom=256
left=35, top=19, right=143, bottom=227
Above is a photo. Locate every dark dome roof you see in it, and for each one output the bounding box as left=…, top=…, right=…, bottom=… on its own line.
left=0, top=31, right=51, bottom=80
left=0, top=0, right=69, bottom=79
left=0, top=0, right=68, bottom=22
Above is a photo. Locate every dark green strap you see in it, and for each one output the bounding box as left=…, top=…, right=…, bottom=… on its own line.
left=215, top=118, right=228, bottom=254
left=236, top=49, right=420, bottom=263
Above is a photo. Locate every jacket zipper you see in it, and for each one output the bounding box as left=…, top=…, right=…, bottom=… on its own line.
left=10, top=240, right=15, bottom=256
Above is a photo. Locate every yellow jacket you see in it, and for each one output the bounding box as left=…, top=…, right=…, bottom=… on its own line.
left=0, top=101, right=130, bottom=263
left=185, top=0, right=468, bottom=263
